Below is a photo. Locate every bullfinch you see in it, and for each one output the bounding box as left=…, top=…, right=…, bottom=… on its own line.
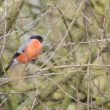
left=5, top=35, right=43, bottom=71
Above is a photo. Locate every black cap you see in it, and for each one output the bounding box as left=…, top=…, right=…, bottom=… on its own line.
left=30, top=35, right=43, bottom=42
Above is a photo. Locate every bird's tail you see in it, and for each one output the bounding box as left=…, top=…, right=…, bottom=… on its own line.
left=0, top=60, right=14, bottom=76
left=5, top=60, right=14, bottom=71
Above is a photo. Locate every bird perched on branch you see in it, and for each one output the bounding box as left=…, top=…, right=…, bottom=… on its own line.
left=5, top=35, right=43, bottom=71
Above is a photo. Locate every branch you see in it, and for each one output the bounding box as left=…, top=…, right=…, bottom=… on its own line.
left=0, top=0, right=24, bottom=37
left=15, top=72, right=76, bottom=110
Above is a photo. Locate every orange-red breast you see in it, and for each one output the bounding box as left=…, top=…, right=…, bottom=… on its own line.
left=5, top=35, right=43, bottom=71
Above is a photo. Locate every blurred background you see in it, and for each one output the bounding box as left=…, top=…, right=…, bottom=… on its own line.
left=0, top=0, right=110, bottom=110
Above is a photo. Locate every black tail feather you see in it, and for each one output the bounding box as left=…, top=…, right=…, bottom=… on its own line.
left=1, top=53, right=20, bottom=76
left=0, top=62, right=13, bottom=76
left=5, top=60, right=14, bottom=71
left=5, top=65, right=10, bottom=71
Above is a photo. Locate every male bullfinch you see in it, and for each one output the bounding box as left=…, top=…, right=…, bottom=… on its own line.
left=5, top=35, right=43, bottom=71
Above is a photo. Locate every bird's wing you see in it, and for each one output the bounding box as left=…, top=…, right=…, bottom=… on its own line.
left=17, top=39, right=31, bottom=54
left=10, top=39, right=31, bottom=59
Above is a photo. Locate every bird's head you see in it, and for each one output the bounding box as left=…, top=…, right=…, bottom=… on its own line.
left=30, top=35, right=43, bottom=43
